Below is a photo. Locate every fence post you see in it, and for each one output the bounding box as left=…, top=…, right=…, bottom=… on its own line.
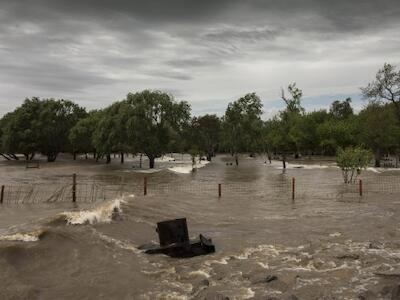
left=144, top=177, right=147, bottom=196
left=218, top=183, right=222, bottom=197
left=292, top=177, right=295, bottom=201
left=359, top=179, right=363, bottom=197
left=0, top=185, right=4, bottom=204
left=72, top=173, right=76, bottom=202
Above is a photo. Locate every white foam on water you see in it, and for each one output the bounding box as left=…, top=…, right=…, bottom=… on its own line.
left=188, top=269, right=211, bottom=278
left=329, top=232, right=342, bottom=237
left=257, top=262, right=269, bottom=269
left=204, top=257, right=229, bottom=266
left=241, top=287, right=255, bottom=299
left=168, top=160, right=210, bottom=174
left=129, top=168, right=164, bottom=174
left=155, top=155, right=176, bottom=162
left=61, top=198, right=125, bottom=225
left=92, top=229, right=142, bottom=254
left=367, top=167, right=381, bottom=173
left=270, top=160, right=335, bottom=170
left=0, top=230, right=42, bottom=242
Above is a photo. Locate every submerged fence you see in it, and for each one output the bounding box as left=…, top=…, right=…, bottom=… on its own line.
left=1, top=174, right=400, bottom=204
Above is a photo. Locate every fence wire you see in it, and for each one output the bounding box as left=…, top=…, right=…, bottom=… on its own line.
left=0, top=176, right=400, bottom=204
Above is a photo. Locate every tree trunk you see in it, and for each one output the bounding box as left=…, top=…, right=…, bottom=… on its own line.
left=148, top=155, right=155, bottom=169
left=0, top=153, right=11, bottom=160
left=29, top=153, right=35, bottom=160
left=24, top=153, right=29, bottom=161
left=47, top=153, right=57, bottom=162
left=139, top=153, right=143, bottom=168
left=120, top=153, right=124, bottom=164
left=207, top=152, right=212, bottom=162
left=85, top=153, right=88, bottom=160
left=235, top=153, right=239, bottom=166
left=374, top=149, right=381, bottom=167
left=10, top=154, right=19, bottom=160
left=282, top=154, right=286, bottom=169
left=73, top=152, right=77, bottom=160
left=106, top=154, right=111, bottom=164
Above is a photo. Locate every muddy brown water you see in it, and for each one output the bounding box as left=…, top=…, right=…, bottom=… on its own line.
left=1, top=155, right=400, bottom=299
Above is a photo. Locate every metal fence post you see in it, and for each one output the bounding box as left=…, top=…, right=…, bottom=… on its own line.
left=0, top=185, right=4, bottom=204
left=218, top=183, right=222, bottom=197
left=359, top=179, right=363, bottom=197
left=144, top=177, right=147, bottom=196
left=72, top=173, right=76, bottom=202
left=292, top=177, right=295, bottom=201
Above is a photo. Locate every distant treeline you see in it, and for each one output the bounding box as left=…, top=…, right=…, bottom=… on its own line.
left=1, top=63, right=400, bottom=168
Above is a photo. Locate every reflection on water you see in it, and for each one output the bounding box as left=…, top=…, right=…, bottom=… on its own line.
left=1, top=155, right=400, bottom=299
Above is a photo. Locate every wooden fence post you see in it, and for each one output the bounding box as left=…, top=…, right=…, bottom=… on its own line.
left=218, top=183, right=222, bottom=197
left=72, top=173, right=76, bottom=202
left=359, top=179, right=363, bottom=197
left=144, top=177, right=147, bottom=196
left=0, top=185, right=4, bottom=204
left=292, top=177, right=295, bottom=201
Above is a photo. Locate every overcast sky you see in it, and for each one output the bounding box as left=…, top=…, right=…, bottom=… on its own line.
left=0, top=0, right=399, bottom=118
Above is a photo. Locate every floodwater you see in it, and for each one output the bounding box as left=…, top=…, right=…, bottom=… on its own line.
left=1, top=155, right=400, bottom=299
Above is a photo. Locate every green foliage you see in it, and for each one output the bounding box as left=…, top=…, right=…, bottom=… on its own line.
left=336, top=147, right=373, bottom=183
left=69, top=110, right=102, bottom=155
left=362, top=63, right=400, bottom=121
left=329, top=98, right=353, bottom=119
left=125, top=90, right=191, bottom=168
left=222, top=93, right=263, bottom=165
left=183, top=114, right=221, bottom=161
left=0, top=98, right=86, bottom=161
left=357, top=103, right=400, bottom=166
left=281, top=83, right=304, bottom=114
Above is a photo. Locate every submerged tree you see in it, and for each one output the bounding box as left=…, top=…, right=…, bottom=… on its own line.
left=69, top=110, right=103, bottom=160
left=126, top=90, right=191, bottom=169
left=222, top=93, right=263, bottom=166
left=336, top=147, right=373, bottom=183
left=357, top=103, right=400, bottom=167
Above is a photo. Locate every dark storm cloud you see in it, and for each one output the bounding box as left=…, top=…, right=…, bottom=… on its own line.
left=0, top=0, right=400, bottom=115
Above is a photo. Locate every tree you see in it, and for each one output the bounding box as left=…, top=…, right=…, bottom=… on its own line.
left=222, top=93, right=263, bottom=166
left=290, top=110, right=329, bottom=156
left=357, top=103, right=400, bottom=167
left=195, top=115, right=221, bottom=161
left=336, top=147, right=373, bottom=183
left=329, top=98, right=353, bottom=119
left=281, top=83, right=304, bottom=114
left=92, top=101, right=132, bottom=164
left=126, top=90, right=191, bottom=169
left=0, top=98, right=42, bottom=160
left=317, top=117, right=358, bottom=156
left=36, top=99, right=87, bottom=162
left=69, top=110, right=102, bottom=159
left=362, top=63, right=400, bottom=121
left=276, top=83, right=305, bottom=168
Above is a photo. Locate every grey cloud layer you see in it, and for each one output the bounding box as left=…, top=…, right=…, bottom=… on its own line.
left=0, top=0, right=400, bottom=115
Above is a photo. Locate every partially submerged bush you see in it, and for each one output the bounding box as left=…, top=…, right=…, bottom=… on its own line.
left=336, top=147, right=373, bottom=183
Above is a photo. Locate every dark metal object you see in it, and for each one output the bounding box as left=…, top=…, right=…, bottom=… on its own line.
left=139, top=218, right=215, bottom=258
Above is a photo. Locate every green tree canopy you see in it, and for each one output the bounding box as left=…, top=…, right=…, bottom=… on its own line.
left=125, top=90, right=191, bottom=168
left=222, top=93, right=263, bottom=165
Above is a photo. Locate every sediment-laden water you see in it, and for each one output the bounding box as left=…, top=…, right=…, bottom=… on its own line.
left=1, top=155, right=400, bottom=299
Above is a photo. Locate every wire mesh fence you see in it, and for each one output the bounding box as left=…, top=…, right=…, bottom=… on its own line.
left=0, top=175, right=400, bottom=204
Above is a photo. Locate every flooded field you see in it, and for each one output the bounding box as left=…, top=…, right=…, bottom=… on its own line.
left=1, top=155, right=400, bottom=299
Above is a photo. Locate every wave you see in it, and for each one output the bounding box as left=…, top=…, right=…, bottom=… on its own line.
left=168, top=161, right=210, bottom=174
left=0, top=230, right=44, bottom=242
left=58, top=198, right=126, bottom=225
